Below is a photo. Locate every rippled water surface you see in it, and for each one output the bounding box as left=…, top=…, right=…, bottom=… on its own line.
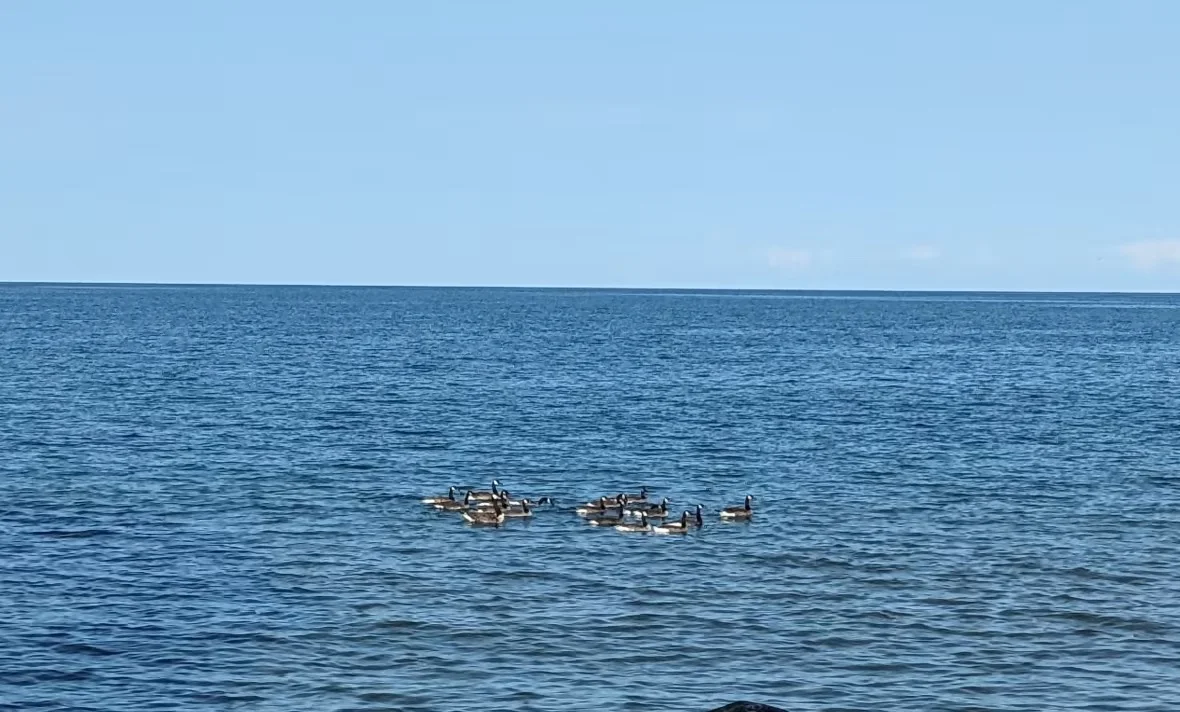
left=3, top=285, right=1180, bottom=712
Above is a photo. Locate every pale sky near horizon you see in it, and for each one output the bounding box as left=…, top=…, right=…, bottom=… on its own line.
left=2, top=2, right=1179, bottom=290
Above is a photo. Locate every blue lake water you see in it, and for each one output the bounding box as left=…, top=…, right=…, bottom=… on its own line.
left=2, top=285, right=1179, bottom=712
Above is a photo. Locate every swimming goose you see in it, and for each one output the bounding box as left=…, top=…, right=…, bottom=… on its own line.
left=578, top=494, right=627, bottom=515
left=488, top=491, right=548, bottom=510
left=502, top=499, right=533, bottom=518
left=615, top=513, right=652, bottom=533
left=626, top=497, right=670, bottom=518
left=576, top=497, right=609, bottom=516
left=499, top=491, right=530, bottom=508
left=433, top=490, right=472, bottom=511
left=689, top=504, right=704, bottom=528
left=467, top=480, right=502, bottom=502
left=421, top=486, right=458, bottom=505
left=461, top=500, right=505, bottom=526
left=472, top=490, right=514, bottom=509
left=653, top=510, right=690, bottom=534
left=584, top=492, right=625, bottom=506
left=584, top=502, right=627, bottom=526
left=720, top=495, right=754, bottom=520
left=620, top=486, right=649, bottom=503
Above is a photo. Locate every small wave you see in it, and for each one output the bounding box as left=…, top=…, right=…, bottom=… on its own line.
left=32, top=529, right=115, bottom=539
left=1060, top=566, right=1149, bottom=585
left=1049, top=610, right=1173, bottom=635
left=3, top=669, right=96, bottom=684
left=373, top=619, right=447, bottom=633
left=332, top=461, right=378, bottom=471
left=53, top=642, right=120, bottom=657
left=188, top=693, right=269, bottom=704
left=356, top=691, right=411, bottom=703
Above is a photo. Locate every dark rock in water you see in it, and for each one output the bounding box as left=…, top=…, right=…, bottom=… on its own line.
left=706, top=703, right=790, bottom=712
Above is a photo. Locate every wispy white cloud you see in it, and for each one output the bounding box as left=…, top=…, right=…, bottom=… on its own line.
left=766, top=248, right=812, bottom=269
left=901, top=244, right=940, bottom=261
left=1120, top=240, right=1180, bottom=270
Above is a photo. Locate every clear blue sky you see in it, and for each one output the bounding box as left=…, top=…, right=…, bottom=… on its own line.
left=3, top=1, right=1178, bottom=290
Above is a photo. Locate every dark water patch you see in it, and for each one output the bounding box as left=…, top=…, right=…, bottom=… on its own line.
left=332, top=461, right=379, bottom=471
left=52, top=643, right=120, bottom=657
left=31, top=528, right=117, bottom=539
left=187, top=692, right=269, bottom=705
left=1059, top=566, right=1152, bottom=586
left=2, top=669, right=97, bottom=684
left=1047, top=611, right=1174, bottom=636
left=372, top=619, right=448, bottom=634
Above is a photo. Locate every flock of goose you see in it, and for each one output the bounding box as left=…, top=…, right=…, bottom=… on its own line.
left=422, top=480, right=754, bottom=535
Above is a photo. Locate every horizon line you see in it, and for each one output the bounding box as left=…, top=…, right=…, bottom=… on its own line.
left=1, top=280, right=1178, bottom=296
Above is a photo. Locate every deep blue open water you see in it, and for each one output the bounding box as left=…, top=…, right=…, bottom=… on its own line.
left=2, top=285, right=1179, bottom=712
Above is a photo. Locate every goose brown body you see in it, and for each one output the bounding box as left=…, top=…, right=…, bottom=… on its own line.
left=462, top=501, right=505, bottom=526
left=720, top=495, right=754, bottom=520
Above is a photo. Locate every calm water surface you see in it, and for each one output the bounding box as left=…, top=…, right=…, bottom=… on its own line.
left=2, top=286, right=1179, bottom=712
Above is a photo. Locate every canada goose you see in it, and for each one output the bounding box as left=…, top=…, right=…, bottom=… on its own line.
left=472, top=490, right=515, bottom=510
left=502, top=499, right=533, bottom=518
left=433, top=490, right=472, bottom=511
left=467, top=480, right=502, bottom=502
left=500, top=491, right=528, bottom=508
left=620, top=486, right=649, bottom=503
left=578, top=494, right=626, bottom=514
left=653, top=510, right=690, bottom=534
left=626, top=497, right=670, bottom=518
left=421, top=486, right=458, bottom=505
left=584, top=502, right=627, bottom=526
left=576, top=497, right=609, bottom=516
left=689, top=504, right=704, bottom=528
left=720, top=495, right=753, bottom=520
left=461, top=500, right=505, bottom=526
left=615, top=513, right=652, bottom=533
